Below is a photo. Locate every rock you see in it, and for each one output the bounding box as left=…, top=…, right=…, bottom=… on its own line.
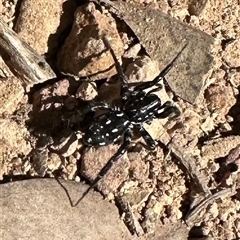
left=57, top=2, right=124, bottom=80
left=201, top=136, right=240, bottom=161
left=32, top=148, right=49, bottom=176
left=61, top=155, right=78, bottom=180
left=0, top=179, right=133, bottom=240
left=188, top=0, right=209, bottom=16
left=0, top=77, right=24, bottom=115
left=32, top=147, right=62, bottom=177
left=76, top=82, right=98, bottom=101
left=222, top=39, right=240, bottom=68
left=97, top=0, right=214, bottom=103
left=81, top=145, right=130, bottom=196
left=205, top=82, right=236, bottom=121
left=97, top=80, right=122, bottom=105
left=125, top=55, right=159, bottom=84
left=32, top=79, right=70, bottom=127
left=0, top=118, right=31, bottom=155
left=49, top=131, right=80, bottom=157
left=123, top=43, right=141, bottom=58
left=0, top=118, right=31, bottom=179
left=15, top=0, right=76, bottom=55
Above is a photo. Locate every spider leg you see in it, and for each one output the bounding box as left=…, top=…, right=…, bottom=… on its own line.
left=134, top=43, right=187, bottom=92
left=81, top=102, right=116, bottom=115
left=133, top=77, right=163, bottom=92
left=73, top=128, right=132, bottom=207
left=136, top=124, right=155, bottom=150
left=156, top=101, right=181, bottom=118
left=146, top=83, right=163, bottom=95
left=102, top=37, right=130, bottom=101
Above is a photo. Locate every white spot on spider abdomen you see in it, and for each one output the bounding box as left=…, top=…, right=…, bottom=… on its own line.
left=116, top=112, right=124, bottom=117
left=112, top=128, right=118, bottom=133
left=83, top=110, right=131, bottom=146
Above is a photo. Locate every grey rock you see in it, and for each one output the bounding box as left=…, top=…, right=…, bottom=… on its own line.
left=96, top=0, right=214, bottom=103
left=0, top=179, right=132, bottom=240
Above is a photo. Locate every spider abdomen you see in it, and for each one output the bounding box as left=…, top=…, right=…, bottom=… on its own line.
left=83, top=111, right=131, bottom=146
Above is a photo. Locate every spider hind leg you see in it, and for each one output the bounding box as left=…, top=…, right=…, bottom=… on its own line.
left=74, top=128, right=132, bottom=207
left=136, top=124, right=156, bottom=150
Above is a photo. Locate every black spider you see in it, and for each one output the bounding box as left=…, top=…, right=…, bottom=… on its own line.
left=74, top=37, right=187, bottom=206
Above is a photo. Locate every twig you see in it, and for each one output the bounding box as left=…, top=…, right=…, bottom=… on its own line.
left=185, top=187, right=236, bottom=224
left=0, top=19, right=56, bottom=86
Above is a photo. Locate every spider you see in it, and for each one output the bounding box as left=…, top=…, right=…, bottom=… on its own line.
left=74, top=37, right=187, bottom=206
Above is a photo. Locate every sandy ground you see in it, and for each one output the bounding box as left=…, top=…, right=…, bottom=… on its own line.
left=0, top=0, right=240, bottom=239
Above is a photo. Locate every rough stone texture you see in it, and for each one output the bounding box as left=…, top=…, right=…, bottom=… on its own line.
left=57, top=2, right=124, bottom=80
left=0, top=77, right=24, bottom=115
left=222, top=39, right=240, bottom=68
left=205, top=81, right=236, bottom=121
left=15, top=0, right=76, bottom=55
left=188, top=0, right=209, bottom=16
left=0, top=118, right=31, bottom=179
left=97, top=80, right=122, bottom=106
left=0, top=119, right=31, bottom=155
left=76, top=82, right=98, bottom=101
left=96, top=0, right=214, bottom=103
left=81, top=145, right=130, bottom=196
left=125, top=55, right=160, bottom=83
left=32, top=148, right=49, bottom=176
left=49, top=131, right=79, bottom=157
left=32, top=79, right=70, bottom=127
left=2, top=1, right=240, bottom=239
left=0, top=0, right=15, bottom=28
left=123, top=43, right=141, bottom=58
left=0, top=179, right=133, bottom=240
left=201, top=136, right=240, bottom=161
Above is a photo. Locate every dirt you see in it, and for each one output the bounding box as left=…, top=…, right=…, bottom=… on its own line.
left=1, top=0, right=240, bottom=239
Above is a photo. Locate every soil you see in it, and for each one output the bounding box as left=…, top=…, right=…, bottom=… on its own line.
left=0, top=0, right=240, bottom=239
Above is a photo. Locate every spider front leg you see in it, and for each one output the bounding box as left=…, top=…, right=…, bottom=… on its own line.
left=133, top=74, right=163, bottom=93
left=157, top=101, right=181, bottom=119
left=133, top=44, right=187, bottom=93
left=74, top=128, right=132, bottom=207
left=102, top=36, right=131, bottom=101
left=81, top=102, right=116, bottom=115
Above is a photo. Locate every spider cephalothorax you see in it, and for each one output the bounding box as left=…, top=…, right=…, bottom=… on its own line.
left=74, top=37, right=186, bottom=206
